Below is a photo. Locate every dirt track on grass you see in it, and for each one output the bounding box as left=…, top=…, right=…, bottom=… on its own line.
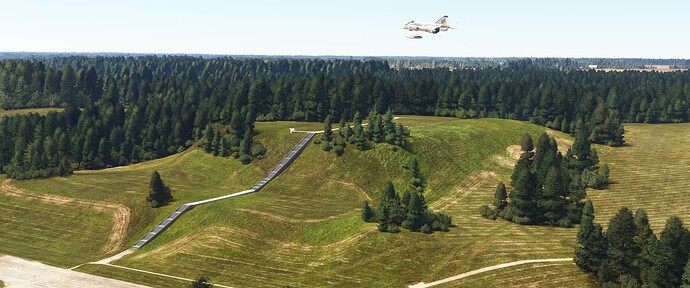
left=0, top=255, right=147, bottom=288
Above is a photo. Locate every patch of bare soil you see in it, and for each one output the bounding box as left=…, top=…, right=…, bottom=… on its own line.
left=545, top=129, right=573, bottom=152
left=493, top=145, right=522, bottom=168
left=0, top=179, right=131, bottom=254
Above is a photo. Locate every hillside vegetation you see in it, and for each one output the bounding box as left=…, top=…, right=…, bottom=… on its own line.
left=5, top=118, right=690, bottom=287
left=75, top=117, right=582, bottom=288
left=2, top=121, right=317, bottom=267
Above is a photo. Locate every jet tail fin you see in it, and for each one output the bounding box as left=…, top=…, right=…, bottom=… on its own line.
left=435, top=16, right=449, bottom=25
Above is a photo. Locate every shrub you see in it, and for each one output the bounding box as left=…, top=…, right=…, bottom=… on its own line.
left=251, top=142, right=266, bottom=157
left=420, top=224, right=432, bottom=234
left=239, top=154, right=252, bottom=164
left=333, top=145, right=344, bottom=156
left=377, top=222, right=388, bottom=232
left=191, top=276, right=212, bottom=288
left=582, top=168, right=609, bottom=189
left=480, top=205, right=497, bottom=220
left=389, top=224, right=401, bottom=233
left=512, top=215, right=531, bottom=225
left=431, top=220, right=449, bottom=232
left=557, top=218, right=573, bottom=228
left=321, top=140, right=332, bottom=151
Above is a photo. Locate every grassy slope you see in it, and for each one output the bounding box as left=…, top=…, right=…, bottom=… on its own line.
left=77, top=264, right=191, bottom=287
left=2, top=121, right=318, bottom=266
left=588, top=123, right=690, bottom=231
left=92, top=117, right=586, bottom=288
left=439, top=262, right=594, bottom=288
left=0, top=175, right=113, bottom=267
left=12, top=118, right=687, bottom=287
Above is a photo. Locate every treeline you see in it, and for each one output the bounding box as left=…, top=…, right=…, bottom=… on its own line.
left=480, top=126, right=609, bottom=226
left=0, top=56, right=686, bottom=177
left=9, top=56, right=690, bottom=148
left=0, top=59, right=273, bottom=178
left=576, top=202, right=690, bottom=288
left=361, top=181, right=451, bottom=234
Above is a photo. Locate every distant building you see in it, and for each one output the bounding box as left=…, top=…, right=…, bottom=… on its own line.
left=588, top=65, right=598, bottom=69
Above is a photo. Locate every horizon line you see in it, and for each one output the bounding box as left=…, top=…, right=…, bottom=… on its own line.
left=2, top=51, right=690, bottom=61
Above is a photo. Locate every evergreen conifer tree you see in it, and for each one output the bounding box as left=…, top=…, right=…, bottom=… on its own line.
left=361, top=201, right=373, bottom=221
left=322, top=115, right=333, bottom=142
left=493, top=182, right=508, bottom=212
left=682, top=254, right=690, bottom=288
left=659, top=216, right=690, bottom=287
left=601, top=207, right=639, bottom=284
left=506, top=150, right=539, bottom=224
left=575, top=201, right=608, bottom=273
left=146, top=171, right=173, bottom=208
left=409, top=156, right=421, bottom=188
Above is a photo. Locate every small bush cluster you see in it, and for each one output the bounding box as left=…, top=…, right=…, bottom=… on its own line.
left=362, top=181, right=451, bottom=234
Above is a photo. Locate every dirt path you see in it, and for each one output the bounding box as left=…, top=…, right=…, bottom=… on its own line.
left=0, top=255, right=148, bottom=288
left=0, top=179, right=131, bottom=254
left=409, top=258, right=573, bottom=287
left=97, top=263, right=234, bottom=288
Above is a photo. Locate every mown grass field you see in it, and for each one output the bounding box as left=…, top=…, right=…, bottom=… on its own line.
left=0, top=175, right=113, bottom=267
left=77, top=264, right=191, bottom=287
left=0, top=107, right=63, bottom=118
left=588, top=123, right=690, bottom=231
left=1, top=121, right=319, bottom=266
left=7, top=118, right=689, bottom=287
left=80, top=117, right=590, bottom=287
left=438, top=262, right=594, bottom=288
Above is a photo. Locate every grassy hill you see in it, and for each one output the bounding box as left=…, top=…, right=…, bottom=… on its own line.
left=5, top=117, right=689, bottom=287
left=1, top=121, right=320, bottom=267
left=81, top=117, right=582, bottom=287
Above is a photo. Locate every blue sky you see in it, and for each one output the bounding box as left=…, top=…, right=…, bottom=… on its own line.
left=1, top=0, right=689, bottom=58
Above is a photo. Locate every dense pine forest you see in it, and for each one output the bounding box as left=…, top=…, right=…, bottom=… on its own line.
left=0, top=56, right=688, bottom=179
left=576, top=203, right=690, bottom=288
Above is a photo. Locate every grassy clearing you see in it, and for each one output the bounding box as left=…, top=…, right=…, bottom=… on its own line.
left=0, top=107, right=63, bottom=118
left=588, top=123, right=690, bottom=231
left=0, top=177, right=113, bottom=268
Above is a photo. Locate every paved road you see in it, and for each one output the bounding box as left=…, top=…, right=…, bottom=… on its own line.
left=408, top=258, right=574, bottom=288
left=132, top=132, right=316, bottom=248
left=0, top=256, right=148, bottom=288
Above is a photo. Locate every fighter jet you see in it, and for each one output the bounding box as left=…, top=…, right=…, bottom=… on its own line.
left=403, top=16, right=454, bottom=39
